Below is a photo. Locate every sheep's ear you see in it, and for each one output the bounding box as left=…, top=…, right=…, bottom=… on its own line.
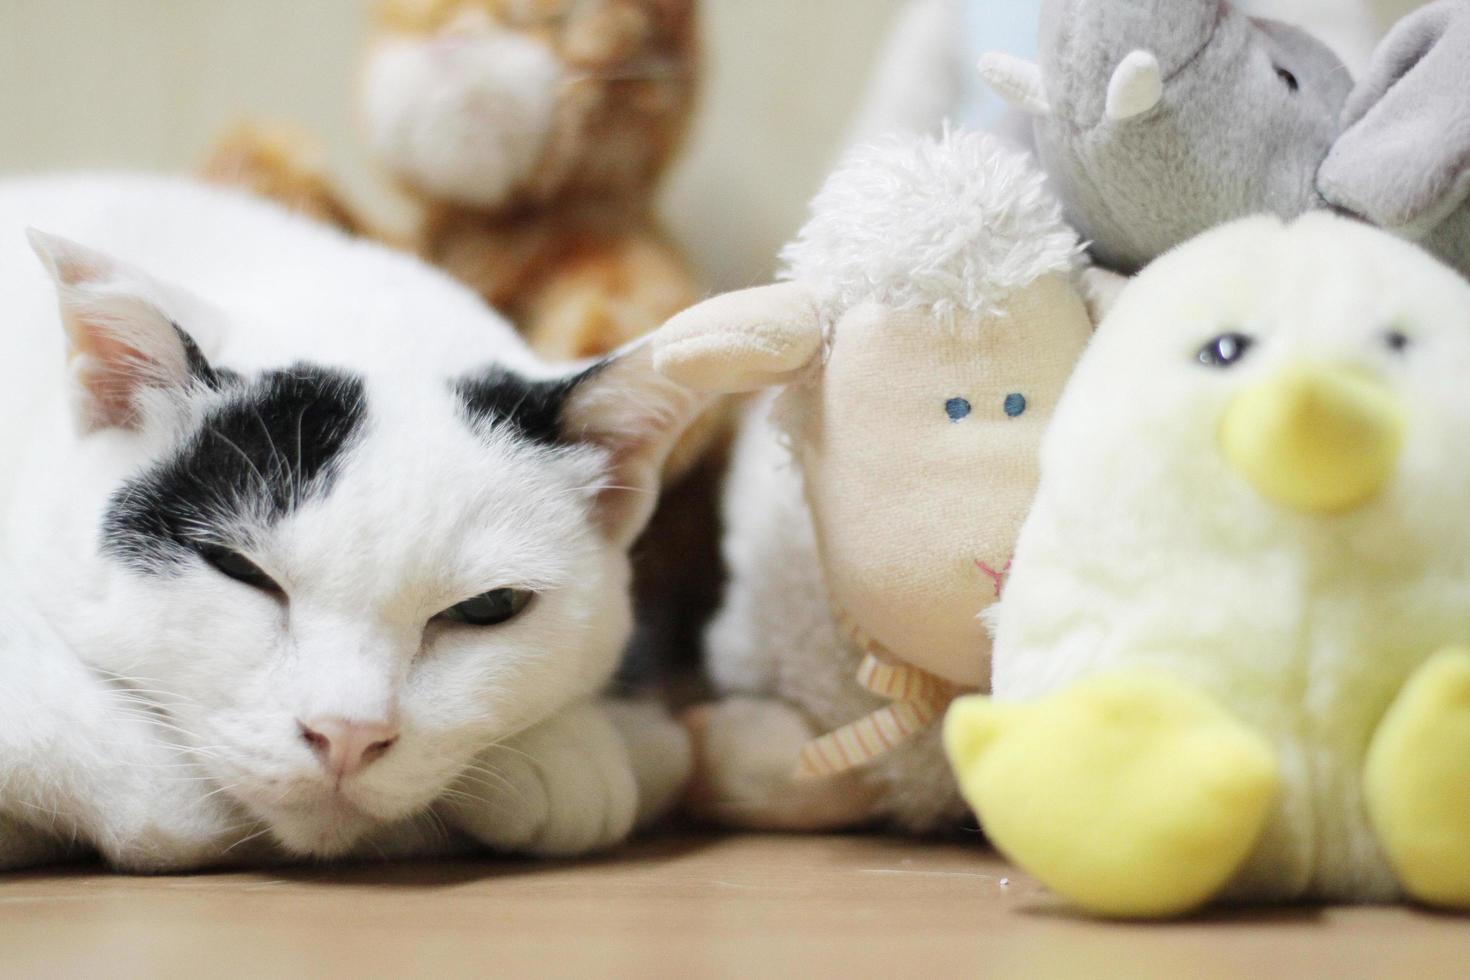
left=560, top=339, right=712, bottom=548
left=28, top=230, right=216, bottom=433
left=978, top=53, right=1052, bottom=116
left=1318, top=2, right=1470, bottom=233
left=651, top=282, right=823, bottom=394
left=1105, top=50, right=1163, bottom=122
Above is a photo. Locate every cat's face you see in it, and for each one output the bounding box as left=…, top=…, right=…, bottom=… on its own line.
left=362, top=0, right=697, bottom=208
left=33, top=233, right=701, bottom=857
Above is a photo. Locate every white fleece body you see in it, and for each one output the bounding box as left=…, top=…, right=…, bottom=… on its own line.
left=993, top=214, right=1470, bottom=900
left=0, top=176, right=689, bottom=870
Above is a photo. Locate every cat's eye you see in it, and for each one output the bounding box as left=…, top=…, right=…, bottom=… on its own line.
left=198, top=544, right=282, bottom=594
left=1275, top=67, right=1299, bottom=92
left=1198, top=332, right=1255, bottom=368
left=437, top=588, right=535, bottom=626
left=1384, top=329, right=1412, bottom=353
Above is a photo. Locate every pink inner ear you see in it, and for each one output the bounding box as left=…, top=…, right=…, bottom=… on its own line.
left=71, top=330, right=157, bottom=429
left=560, top=344, right=712, bottom=548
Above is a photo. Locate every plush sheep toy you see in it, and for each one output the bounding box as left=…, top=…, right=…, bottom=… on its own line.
left=945, top=213, right=1470, bottom=917
left=651, top=130, right=1096, bottom=831
left=980, top=0, right=1353, bottom=274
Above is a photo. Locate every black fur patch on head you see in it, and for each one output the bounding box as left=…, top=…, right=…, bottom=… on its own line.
left=454, top=362, right=603, bottom=448
left=173, top=323, right=226, bottom=391
left=103, top=364, right=367, bottom=572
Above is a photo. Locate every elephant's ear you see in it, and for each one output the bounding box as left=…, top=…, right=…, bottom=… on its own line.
left=1319, top=1, right=1470, bottom=233
left=651, top=283, right=824, bottom=394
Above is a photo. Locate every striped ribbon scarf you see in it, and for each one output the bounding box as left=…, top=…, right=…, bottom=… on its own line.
left=795, top=607, right=967, bottom=780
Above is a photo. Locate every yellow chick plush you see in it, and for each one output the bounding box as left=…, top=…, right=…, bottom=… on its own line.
left=945, top=213, right=1470, bottom=918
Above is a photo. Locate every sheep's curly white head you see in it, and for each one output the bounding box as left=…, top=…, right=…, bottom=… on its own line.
left=779, top=128, right=1084, bottom=323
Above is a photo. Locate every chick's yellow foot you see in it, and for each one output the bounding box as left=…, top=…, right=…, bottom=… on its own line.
left=944, top=672, right=1279, bottom=919
left=1366, top=648, right=1470, bottom=910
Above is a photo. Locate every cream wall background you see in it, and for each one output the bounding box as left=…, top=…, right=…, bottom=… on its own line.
left=0, top=0, right=901, bottom=292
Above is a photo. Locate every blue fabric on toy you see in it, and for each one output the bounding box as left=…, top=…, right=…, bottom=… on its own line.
left=947, top=397, right=973, bottom=421
left=1004, top=393, right=1028, bottom=417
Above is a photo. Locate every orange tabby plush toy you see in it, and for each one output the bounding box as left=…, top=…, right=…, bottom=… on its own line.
left=206, top=0, right=702, bottom=365
left=362, top=0, right=702, bottom=366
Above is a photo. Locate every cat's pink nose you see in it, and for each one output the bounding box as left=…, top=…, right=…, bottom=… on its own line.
left=298, top=717, right=399, bottom=780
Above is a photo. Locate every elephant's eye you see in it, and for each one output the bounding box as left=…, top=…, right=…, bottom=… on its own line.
left=1275, top=66, right=1299, bottom=92
left=1384, top=329, right=1411, bottom=353
left=946, top=397, right=972, bottom=421
left=1198, top=333, right=1255, bottom=368
left=437, top=588, right=535, bottom=626
left=1004, top=393, right=1027, bottom=418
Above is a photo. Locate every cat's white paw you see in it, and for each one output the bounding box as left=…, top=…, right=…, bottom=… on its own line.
left=444, top=701, right=640, bottom=857
left=603, top=698, right=692, bottom=827
left=85, top=748, right=254, bottom=872
left=95, top=788, right=248, bottom=873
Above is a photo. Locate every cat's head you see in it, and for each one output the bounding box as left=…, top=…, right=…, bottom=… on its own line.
left=30, top=231, right=704, bottom=857
left=362, top=0, right=698, bottom=209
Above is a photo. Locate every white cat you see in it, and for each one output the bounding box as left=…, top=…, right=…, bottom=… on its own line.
left=0, top=175, right=700, bottom=871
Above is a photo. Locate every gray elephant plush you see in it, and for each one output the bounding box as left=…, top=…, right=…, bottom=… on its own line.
left=981, top=0, right=1353, bottom=273
left=1318, top=0, right=1470, bottom=281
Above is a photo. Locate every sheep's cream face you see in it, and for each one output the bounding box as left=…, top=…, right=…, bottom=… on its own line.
left=799, top=275, right=1093, bottom=687
left=1037, top=214, right=1470, bottom=567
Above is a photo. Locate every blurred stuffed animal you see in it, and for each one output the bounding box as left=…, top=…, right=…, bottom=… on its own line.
left=205, top=0, right=703, bottom=367
left=362, top=0, right=703, bottom=368
left=652, top=130, right=1095, bottom=832
left=947, top=214, right=1470, bottom=917
left=199, top=123, right=367, bottom=237
left=980, top=0, right=1353, bottom=273
left=1319, top=0, right=1470, bottom=281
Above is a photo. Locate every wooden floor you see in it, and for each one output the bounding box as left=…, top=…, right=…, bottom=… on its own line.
left=1, top=832, right=1467, bottom=979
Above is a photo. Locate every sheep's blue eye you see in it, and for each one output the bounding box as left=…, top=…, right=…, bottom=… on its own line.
left=946, top=397, right=972, bottom=422
left=1004, top=393, right=1027, bottom=417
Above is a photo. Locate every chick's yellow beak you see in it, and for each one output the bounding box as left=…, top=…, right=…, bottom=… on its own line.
left=1220, top=365, right=1403, bottom=514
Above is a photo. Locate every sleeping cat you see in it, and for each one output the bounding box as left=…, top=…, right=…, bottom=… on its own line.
left=0, top=175, right=702, bottom=871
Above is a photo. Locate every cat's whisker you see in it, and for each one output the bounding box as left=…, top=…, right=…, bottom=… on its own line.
left=221, top=823, right=273, bottom=856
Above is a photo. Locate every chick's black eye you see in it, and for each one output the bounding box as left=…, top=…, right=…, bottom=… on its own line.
left=1276, top=66, right=1299, bottom=92
left=1198, top=332, right=1255, bottom=368
left=437, top=588, right=535, bottom=626
left=1385, top=329, right=1411, bottom=353
left=198, top=544, right=282, bottom=594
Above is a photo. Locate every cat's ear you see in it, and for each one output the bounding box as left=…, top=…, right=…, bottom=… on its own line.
left=28, top=230, right=218, bottom=433
left=560, top=339, right=712, bottom=548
